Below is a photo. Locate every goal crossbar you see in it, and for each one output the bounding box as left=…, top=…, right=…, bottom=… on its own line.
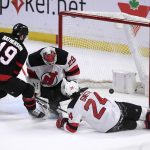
left=59, top=11, right=150, bottom=49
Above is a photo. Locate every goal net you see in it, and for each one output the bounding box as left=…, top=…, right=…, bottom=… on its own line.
left=58, top=11, right=150, bottom=95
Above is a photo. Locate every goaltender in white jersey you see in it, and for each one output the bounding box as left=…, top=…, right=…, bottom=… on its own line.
left=27, top=46, right=80, bottom=88
left=56, top=79, right=150, bottom=133
left=26, top=46, right=80, bottom=117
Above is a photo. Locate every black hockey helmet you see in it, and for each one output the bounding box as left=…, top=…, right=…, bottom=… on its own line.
left=12, top=23, right=29, bottom=42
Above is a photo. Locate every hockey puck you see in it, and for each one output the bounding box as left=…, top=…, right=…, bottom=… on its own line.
left=109, top=89, right=114, bottom=94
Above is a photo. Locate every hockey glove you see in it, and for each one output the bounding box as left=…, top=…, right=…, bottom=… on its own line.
left=56, top=117, right=68, bottom=128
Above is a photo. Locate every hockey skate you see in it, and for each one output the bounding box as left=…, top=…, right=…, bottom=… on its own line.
left=28, top=108, right=45, bottom=118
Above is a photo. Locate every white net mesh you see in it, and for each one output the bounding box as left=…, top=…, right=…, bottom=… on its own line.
left=59, top=11, right=149, bottom=90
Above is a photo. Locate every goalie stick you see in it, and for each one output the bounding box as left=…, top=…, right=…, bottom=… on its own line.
left=35, top=96, right=67, bottom=114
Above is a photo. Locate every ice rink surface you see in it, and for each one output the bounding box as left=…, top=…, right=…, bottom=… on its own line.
left=0, top=40, right=150, bottom=150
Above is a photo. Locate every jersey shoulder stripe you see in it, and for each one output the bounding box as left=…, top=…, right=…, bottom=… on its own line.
left=28, top=49, right=45, bottom=67
left=55, top=48, right=68, bottom=65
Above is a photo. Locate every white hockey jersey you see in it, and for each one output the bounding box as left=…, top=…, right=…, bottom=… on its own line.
left=26, top=47, right=80, bottom=87
left=65, top=89, right=121, bottom=133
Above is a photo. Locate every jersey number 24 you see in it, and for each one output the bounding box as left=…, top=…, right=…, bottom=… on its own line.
left=84, top=92, right=107, bottom=120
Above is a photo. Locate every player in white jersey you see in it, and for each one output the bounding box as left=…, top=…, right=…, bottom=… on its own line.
left=26, top=46, right=80, bottom=117
left=56, top=79, right=150, bottom=133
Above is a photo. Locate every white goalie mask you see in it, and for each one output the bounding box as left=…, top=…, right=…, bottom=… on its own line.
left=40, top=47, right=57, bottom=65
left=61, top=78, right=80, bottom=97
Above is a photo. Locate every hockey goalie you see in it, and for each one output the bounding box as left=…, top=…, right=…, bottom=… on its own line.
left=26, top=46, right=80, bottom=118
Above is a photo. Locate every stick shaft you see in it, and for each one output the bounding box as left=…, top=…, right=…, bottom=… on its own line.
left=35, top=96, right=67, bottom=114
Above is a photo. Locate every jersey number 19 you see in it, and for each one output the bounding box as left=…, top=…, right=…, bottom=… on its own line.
left=0, top=42, right=17, bottom=65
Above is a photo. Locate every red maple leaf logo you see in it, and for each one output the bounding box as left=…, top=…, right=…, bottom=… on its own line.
left=118, top=2, right=150, bottom=36
left=11, top=0, right=24, bottom=14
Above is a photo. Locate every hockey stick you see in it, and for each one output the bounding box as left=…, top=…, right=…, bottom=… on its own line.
left=35, top=96, right=67, bottom=114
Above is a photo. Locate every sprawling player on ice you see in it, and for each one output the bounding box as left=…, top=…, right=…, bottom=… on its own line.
left=26, top=46, right=80, bottom=118
left=0, top=23, right=45, bottom=118
left=56, top=79, right=150, bottom=133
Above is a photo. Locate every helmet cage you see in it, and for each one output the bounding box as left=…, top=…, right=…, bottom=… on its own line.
left=41, top=47, right=57, bottom=65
